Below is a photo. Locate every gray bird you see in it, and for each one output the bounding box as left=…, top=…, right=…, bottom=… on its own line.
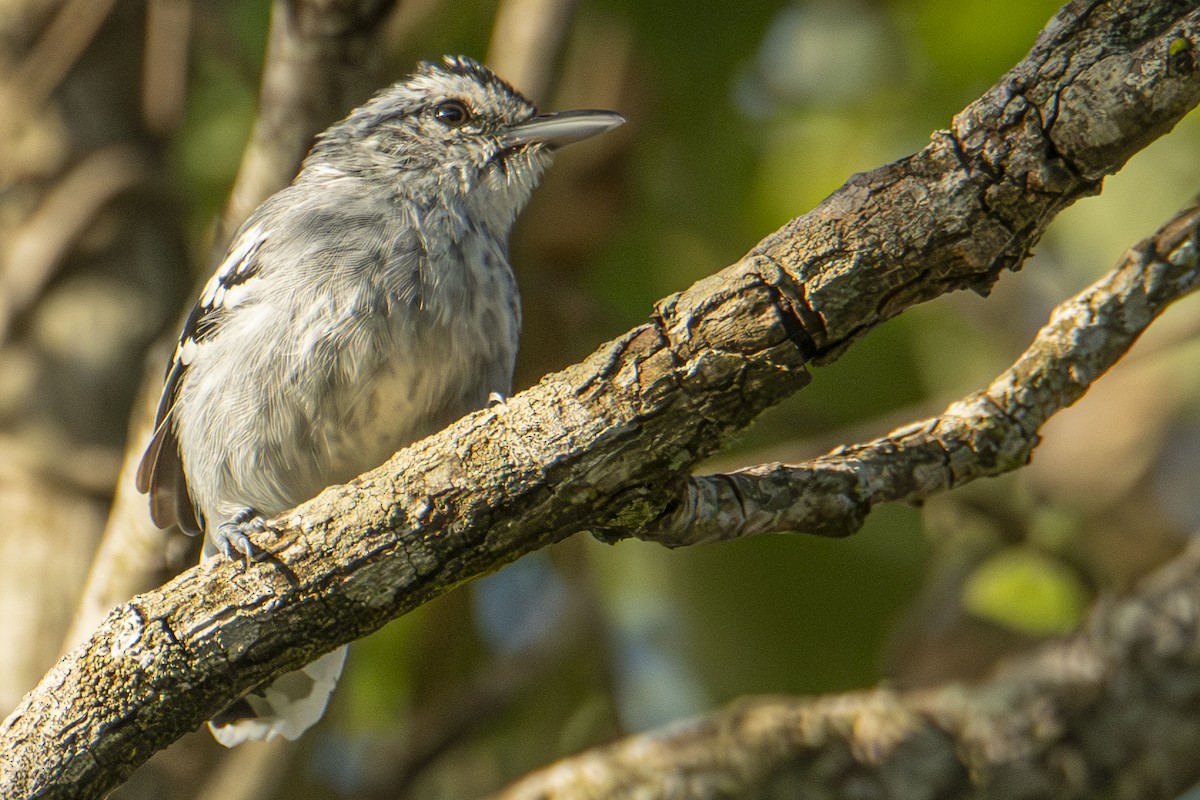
left=137, top=55, right=623, bottom=746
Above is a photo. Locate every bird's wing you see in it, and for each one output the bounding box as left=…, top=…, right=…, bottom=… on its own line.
left=136, top=223, right=271, bottom=535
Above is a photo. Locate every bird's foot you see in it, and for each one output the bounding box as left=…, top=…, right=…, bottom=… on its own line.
left=215, top=508, right=265, bottom=569
left=487, top=391, right=509, bottom=409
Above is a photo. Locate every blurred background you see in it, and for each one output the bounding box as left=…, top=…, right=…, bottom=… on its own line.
left=2, top=0, right=1200, bottom=797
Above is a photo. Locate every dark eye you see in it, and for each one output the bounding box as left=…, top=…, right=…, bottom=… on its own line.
left=433, top=100, right=471, bottom=127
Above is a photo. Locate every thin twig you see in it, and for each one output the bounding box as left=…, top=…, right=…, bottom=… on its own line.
left=486, top=0, right=577, bottom=104
left=217, top=0, right=397, bottom=245
left=10, top=0, right=118, bottom=110
left=141, top=0, right=193, bottom=135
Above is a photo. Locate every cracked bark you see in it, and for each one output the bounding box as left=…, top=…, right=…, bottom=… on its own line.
left=1, top=1, right=1199, bottom=798
left=648, top=199, right=1200, bottom=545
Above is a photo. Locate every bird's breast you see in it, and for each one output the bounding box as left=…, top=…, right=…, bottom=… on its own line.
left=315, top=246, right=520, bottom=486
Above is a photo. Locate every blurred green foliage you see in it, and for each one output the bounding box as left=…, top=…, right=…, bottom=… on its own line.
left=963, top=547, right=1088, bottom=635
left=163, top=1, right=1200, bottom=796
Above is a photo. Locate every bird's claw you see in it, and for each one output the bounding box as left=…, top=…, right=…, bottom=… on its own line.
left=215, top=509, right=265, bottom=569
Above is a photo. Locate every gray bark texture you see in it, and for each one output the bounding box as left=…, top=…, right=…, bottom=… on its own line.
left=2, top=0, right=1200, bottom=798
left=650, top=198, right=1200, bottom=545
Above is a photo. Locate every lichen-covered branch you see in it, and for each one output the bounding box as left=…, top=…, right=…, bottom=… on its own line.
left=647, top=199, right=1200, bottom=545
left=488, top=536, right=1200, bottom=800
left=2, top=1, right=1199, bottom=798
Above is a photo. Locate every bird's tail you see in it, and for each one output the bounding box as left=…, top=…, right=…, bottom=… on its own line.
left=208, top=646, right=348, bottom=747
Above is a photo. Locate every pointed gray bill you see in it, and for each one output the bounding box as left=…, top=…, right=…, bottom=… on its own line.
left=504, top=109, right=626, bottom=149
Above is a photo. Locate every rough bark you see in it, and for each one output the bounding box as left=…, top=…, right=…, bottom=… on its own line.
left=648, top=199, right=1200, bottom=545
left=2, top=1, right=1199, bottom=798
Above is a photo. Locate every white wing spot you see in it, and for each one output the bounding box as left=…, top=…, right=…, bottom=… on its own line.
left=201, top=224, right=270, bottom=308
left=221, top=224, right=267, bottom=277
left=179, top=337, right=200, bottom=365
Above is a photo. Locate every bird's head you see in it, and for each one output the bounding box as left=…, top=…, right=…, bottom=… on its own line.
left=307, top=55, right=624, bottom=232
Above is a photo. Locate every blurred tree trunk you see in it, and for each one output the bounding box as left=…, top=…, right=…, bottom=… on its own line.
left=0, top=0, right=187, bottom=713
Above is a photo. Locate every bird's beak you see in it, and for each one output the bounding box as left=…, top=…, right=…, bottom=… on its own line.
left=503, top=109, right=626, bottom=149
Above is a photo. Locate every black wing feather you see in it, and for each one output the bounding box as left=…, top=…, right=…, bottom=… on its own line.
left=137, top=223, right=270, bottom=535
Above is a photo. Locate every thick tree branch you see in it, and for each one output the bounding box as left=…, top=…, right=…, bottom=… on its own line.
left=487, top=536, right=1200, bottom=799
left=2, top=1, right=1199, bottom=798
left=648, top=198, right=1200, bottom=545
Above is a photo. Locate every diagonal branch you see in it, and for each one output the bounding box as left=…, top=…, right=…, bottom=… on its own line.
left=2, top=1, right=1199, bottom=798
left=647, top=199, right=1200, bottom=545
left=486, top=536, right=1200, bottom=799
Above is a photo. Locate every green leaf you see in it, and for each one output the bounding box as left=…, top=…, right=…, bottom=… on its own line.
left=963, top=549, right=1087, bottom=635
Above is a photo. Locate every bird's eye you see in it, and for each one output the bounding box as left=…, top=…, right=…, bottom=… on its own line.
left=433, top=100, right=471, bottom=127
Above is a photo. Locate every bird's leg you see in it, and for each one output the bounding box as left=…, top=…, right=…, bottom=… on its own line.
left=215, top=507, right=265, bottom=569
